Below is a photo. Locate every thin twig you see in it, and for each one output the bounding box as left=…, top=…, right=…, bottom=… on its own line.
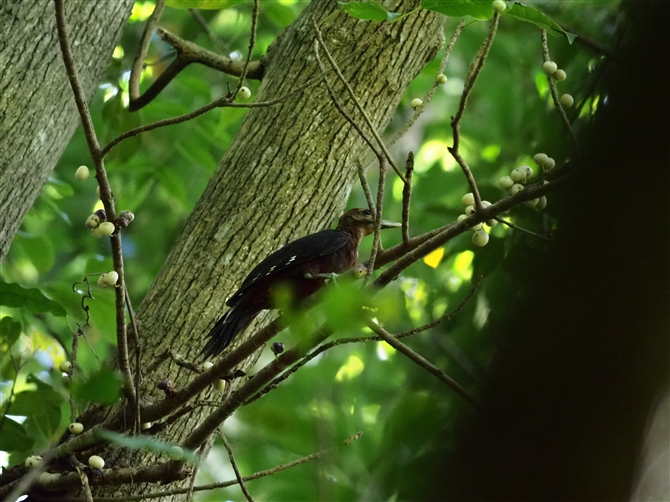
left=312, top=18, right=405, bottom=182
left=53, top=0, right=135, bottom=404
left=387, top=20, right=466, bottom=148
left=232, top=0, right=259, bottom=99
left=219, top=429, right=255, bottom=502
left=494, top=216, right=552, bottom=240
left=541, top=29, right=579, bottom=153
left=125, top=286, right=143, bottom=435
left=401, top=152, right=414, bottom=244
left=368, top=321, right=479, bottom=409
left=356, top=161, right=376, bottom=216
left=129, top=0, right=165, bottom=103
left=450, top=13, right=500, bottom=213
left=189, top=9, right=229, bottom=54
left=364, top=157, right=387, bottom=287
left=69, top=327, right=79, bottom=423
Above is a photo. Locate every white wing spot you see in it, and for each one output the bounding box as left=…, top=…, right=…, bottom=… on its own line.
left=265, top=265, right=277, bottom=276
left=285, top=256, right=297, bottom=265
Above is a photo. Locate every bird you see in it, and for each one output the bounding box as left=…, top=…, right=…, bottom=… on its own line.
left=202, top=208, right=401, bottom=358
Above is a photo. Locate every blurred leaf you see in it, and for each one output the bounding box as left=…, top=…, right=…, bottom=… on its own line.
left=71, top=367, right=122, bottom=405
left=0, top=316, right=22, bottom=349
left=102, top=94, right=142, bottom=163
left=10, top=387, right=63, bottom=440
left=338, top=1, right=400, bottom=22
left=14, top=234, right=55, bottom=273
left=421, top=0, right=493, bottom=20
left=0, top=280, right=67, bottom=317
left=507, top=3, right=575, bottom=42
left=321, top=282, right=369, bottom=333
left=97, top=430, right=200, bottom=465
left=0, top=417, right=34, bottom=452
left=165, top=0, right=246, bottom=9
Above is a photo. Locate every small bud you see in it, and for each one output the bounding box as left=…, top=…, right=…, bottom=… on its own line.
left=543, top=61, right=558, bottom=75
left=68, top=422, right=84, bottom=435
left=436, top=73, right=448, bottom=84
left=88, top=455, right=105, bottom=469
left=492, top=0, right=506, bottom=13
left=465, top=205, right=476, bottom=216
left=520, top=165, right=533, bottom=179
left=168, top=446, right=183, bottom=460
left=103, top=271, right=119, bottom=286
left=536, top=196, right=547, bottom=210
left=461, top=193, right=475, bottom=206
left=533, top=153, right=549, bottom=166
left=117, top=210, right=134, bottom=228
left=199, top=362, right=214, bottom=372
left=510, top=184, right=524, bottom=195
left=97, top=222, right=115, bottom=236
left=560, top=93, right=574, bottom=107
left=141, top=422, right=153, bottom=430
left=498, top=176, right=514, bottom=189
left=97, top=274, right=109, bottom=288
left=75, top=166, right=90, bottom=181
left=213, top=379, right=226, bottom=392
left=472, top=230, right=489, bottom=247
left=59, top=361, right=72, bottom=373
left=25, top=456, right=42, bottom=468
left=553, top=69, right=567, bottom=81
left=237, top=86, right=251, bottom=100
left=410, top=98, right=423, bottom=110
left=510, top=168, right=526, bottom=182
left=486, top=219, right=498, bottom=228
left=85, top=215, right=100, bottom=229
left=271, top=342, right=285, bottom=355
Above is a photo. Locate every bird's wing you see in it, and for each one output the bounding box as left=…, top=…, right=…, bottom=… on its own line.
left=227, top=229, right=347, bottom=306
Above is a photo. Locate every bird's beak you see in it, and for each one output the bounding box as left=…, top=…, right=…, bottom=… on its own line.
left=380, top=220, right=402, bottom=229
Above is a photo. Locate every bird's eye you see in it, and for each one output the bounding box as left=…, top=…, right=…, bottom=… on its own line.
left=363, top=209, right=371, bottom=216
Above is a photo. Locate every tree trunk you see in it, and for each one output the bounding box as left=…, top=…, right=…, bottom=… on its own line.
left=94, top=0, right=445, bottom=499
left=0, top=0, right=133, bottom=261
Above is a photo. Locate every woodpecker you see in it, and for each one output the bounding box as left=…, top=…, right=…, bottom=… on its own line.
left=201, top=208, right=401, bottom=358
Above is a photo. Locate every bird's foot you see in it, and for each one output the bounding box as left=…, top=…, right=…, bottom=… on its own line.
left=304, top=272, right=340, bottom=284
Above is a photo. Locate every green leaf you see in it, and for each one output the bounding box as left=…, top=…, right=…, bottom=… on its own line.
left=0, top=280, right=67, bottom=317
left=97, top=430, right=200, bottom=465
left=507, top=3, right=574, bottom=42
left=0, top=316, right=22, bottom=349
left=15, top=234, right=55, bottom=274
left=165, top=0, right=246, bottom=9
left=0, top=417, right=34, bottom=452
left=71, top=368, right=122, bottom=406
left=10, top=388, right=63, bottom=440
left=338, top=1, right=400, bottom=22
left=421, top=0, right=494, bottom=20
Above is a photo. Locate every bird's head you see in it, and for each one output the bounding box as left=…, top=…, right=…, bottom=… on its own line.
left=337, top=208, right=401, bottom=236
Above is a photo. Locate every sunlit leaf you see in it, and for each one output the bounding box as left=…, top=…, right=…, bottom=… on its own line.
left=71, top=368, right=123, bottom=405
left=423, top=247, right=445, bottom=268
left=421, top=0, right=494, bottom=20
left=507, top=3, right=575, bottom=42
left=0, top=316, right=22, bottom=349
left=0, top=280, right=67, bottom=317
left=0, top=417, right=34, bottom=452
left=335, top=354, right=365, bottom=381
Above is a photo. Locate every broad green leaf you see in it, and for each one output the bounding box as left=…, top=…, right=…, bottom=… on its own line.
left=338, top=1, right=400, bottom=22
left=71, top=368, right=122, bottom=405
left=165, top=0, right=246, bottom=9
left=10, top=388, right=63, bottom=440
left=97, top=430, right=200, bottom=465
left=0, top=316, right=22, bottom=349
left=14, top=234, right=55, bottom=274
left=507, top=3, right=575, bottom=42
left=0, top=280, right=67, bottom=317
left=421, top=0, right=494, bottom=20
left=0, top=418, right=34, bottom=452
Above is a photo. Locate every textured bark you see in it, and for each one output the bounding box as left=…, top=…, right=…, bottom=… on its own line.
left=91, top=1, right=445, bottom=500
left=0, top=0, right=133, bottom=261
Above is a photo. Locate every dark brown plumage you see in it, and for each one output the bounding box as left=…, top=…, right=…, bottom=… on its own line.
left=202, top=208, right=400, bottom=358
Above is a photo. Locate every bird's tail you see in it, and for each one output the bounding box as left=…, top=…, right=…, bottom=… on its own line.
left=201, top=307, right=255, bottom=359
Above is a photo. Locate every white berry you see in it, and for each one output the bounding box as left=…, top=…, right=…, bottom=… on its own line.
left=543, top=157, right=556, bottom=170
left=543, top=61, right=558, bottom=75
left=481, top=200, right=492, bottom=208
left=88, top=455, right=105, bottom=469
left=520, top=165, right=533, bottom=179
left=471, top=222, right=483, bottom=231
left=465, top=204, right=476, bottom=216
left=461, top=193, right=475, bottom=206
left=75, top=166, right=90, bottom=181
left=85, top=214, right=100, bottom=229
left=472, top=230, right=489, bottom=247
left=486, top=219, right=498, bottom=227
left=492, top=0, right=506, bottom=13
left=238, top=86, right=251, bottom=100
left=457, top=214, right=468, bottom=223
left=59, top=361, right=72, bottom=373
left=553, top=69, right=567, bottom=81
left=436, top=73, right=448, bottom=84
left=103, top=271, right=119, bottom=286
left=533, top=153, right=549, bottom=166
left=410, top=98, right=423, bottom=110
left=96, top=186, right=101, bottom=197
left=168, top=446, right=183, bottom=460
left=510, top=184, right=524, bottom=195
left=510, top=168, right=526, bottom=182
left=498, top=176, right=514, bottom=189
left=25, top=456, right=42, bottom=468
left=536, top=196, right=547, bottom=210
left=525, top=198, right=539, bottom=208
left=200, top=362, right=214, bottom=372
left=560, top=93, right=574, bottom=107
left=213, top=379, right=226, bottom=391
left=97, top=222, right=115, bottom=236
left=141, top=422, right=153, bottom=430
left=68, top=422, right=84, bottom=435
left=97, top=274, right=108, bottom=288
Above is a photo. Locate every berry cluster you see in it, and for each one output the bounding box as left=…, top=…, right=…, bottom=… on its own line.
left=456, top=193, right=496, bottom=247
